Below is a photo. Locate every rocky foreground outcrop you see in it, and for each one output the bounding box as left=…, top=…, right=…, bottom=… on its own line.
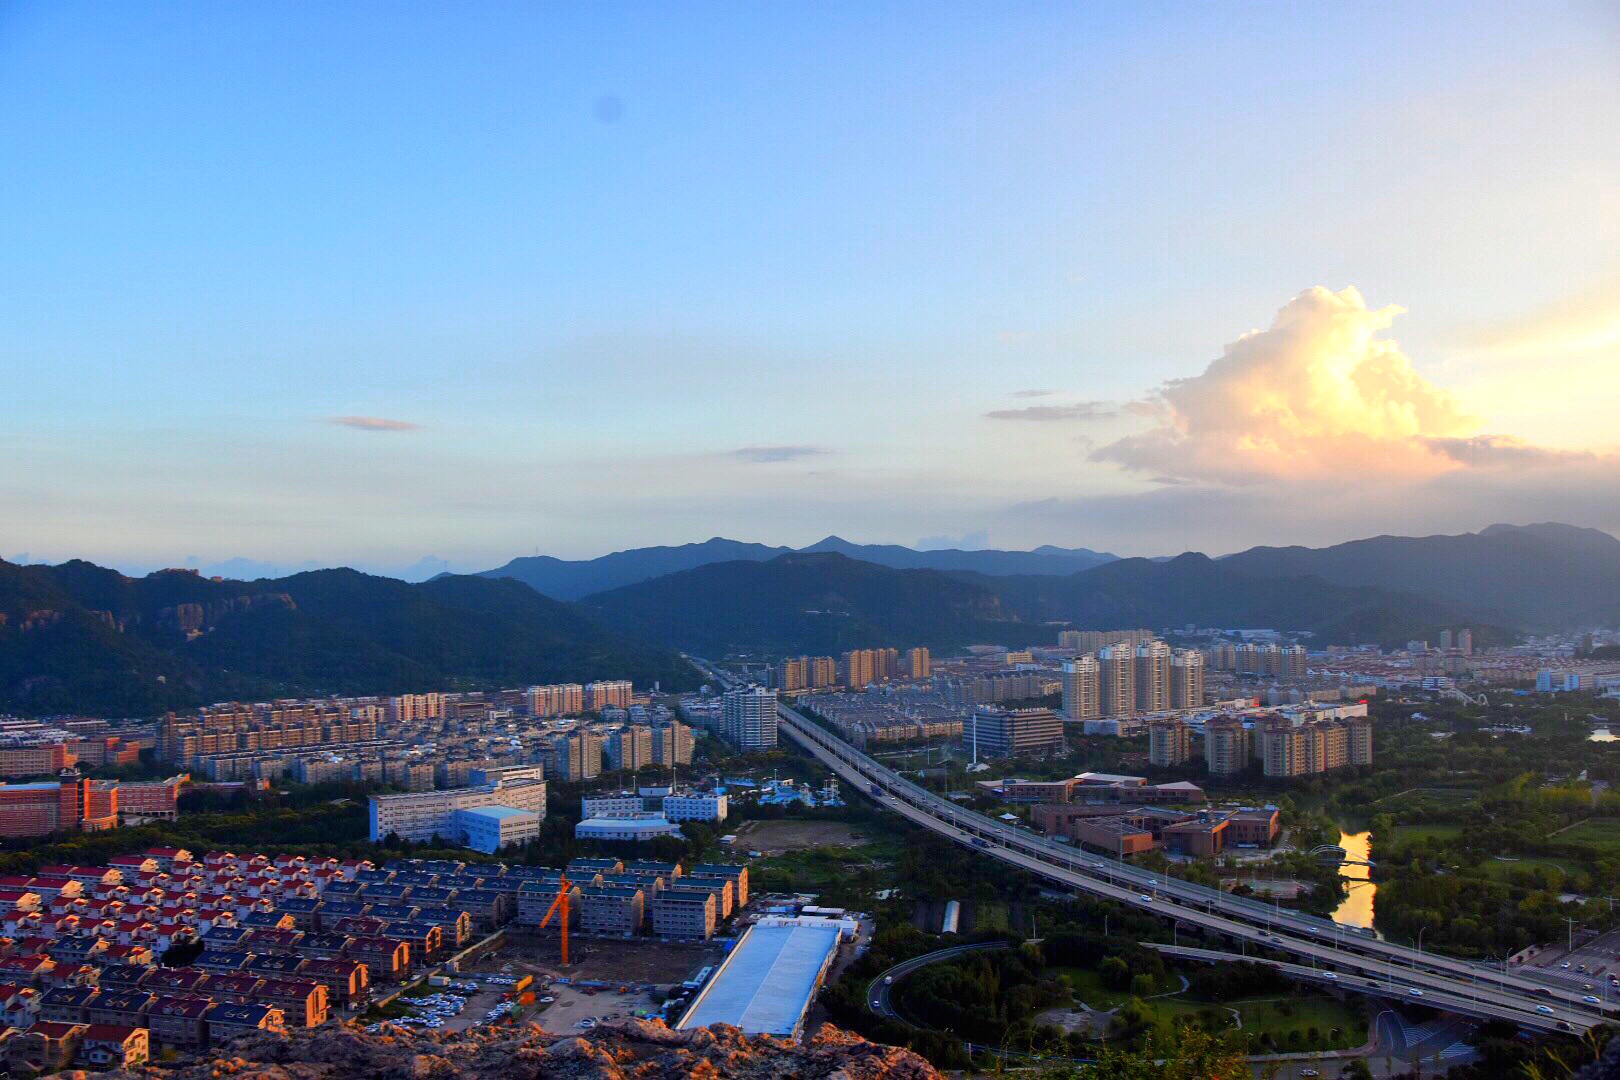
left=93, top=1018, right=943, bottom=1080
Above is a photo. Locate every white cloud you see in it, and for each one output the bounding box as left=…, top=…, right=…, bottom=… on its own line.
left=1095, top=286, right=1477, bottom=483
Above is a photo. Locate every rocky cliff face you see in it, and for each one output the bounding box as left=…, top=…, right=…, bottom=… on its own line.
left=94, top=1018, right=943, bottom=1080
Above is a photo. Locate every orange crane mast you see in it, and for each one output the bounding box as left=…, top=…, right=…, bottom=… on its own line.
left=538, top=873, right=572, bottom=966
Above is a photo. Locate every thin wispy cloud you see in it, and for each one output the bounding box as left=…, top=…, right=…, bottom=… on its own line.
left=727, top=445, right=828, bottom=463
left=329, top=416, right=422, bottom=432
left=986, top=401, right=1116, bottom=422
left=1012, top=389, right=1055, bottom=398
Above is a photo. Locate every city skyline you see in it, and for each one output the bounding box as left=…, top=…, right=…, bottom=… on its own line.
left=4, top=3, right=1618, bottom=572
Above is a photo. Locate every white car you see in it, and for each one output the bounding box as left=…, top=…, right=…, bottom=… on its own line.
left=1139, top=894, right=1153, bottom=902
left=1583, top=996, right=1600, bottom=1004
left=1323, top=973, right=1338, bottom=980
left=1537, top=1005, right=1555, bottom=1015
left=1408, top=988, right=1424, bottom=997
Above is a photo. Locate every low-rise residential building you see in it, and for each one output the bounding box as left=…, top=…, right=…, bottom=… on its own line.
left=651, top=888, right=716, bottom=940
left=578, top=885, right=644, bottom=935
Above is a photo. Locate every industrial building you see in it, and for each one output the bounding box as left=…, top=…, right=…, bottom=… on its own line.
left=676, top=918, right=845, bottom=1040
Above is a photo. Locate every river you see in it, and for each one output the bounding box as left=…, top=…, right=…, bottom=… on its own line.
left=1330, top=830, right=1376, bottom=930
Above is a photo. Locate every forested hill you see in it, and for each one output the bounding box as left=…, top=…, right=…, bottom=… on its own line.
left=582, top=550, right=1491, bottom=656
left=0, top=559, right=696, bottom=715
left=579, top=551, right=1044, bottom=656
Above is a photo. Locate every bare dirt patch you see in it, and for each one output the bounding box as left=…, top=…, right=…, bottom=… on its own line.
left=734, top=819, right=871, bottom=854
left=495, top=933, right=725, bottom=986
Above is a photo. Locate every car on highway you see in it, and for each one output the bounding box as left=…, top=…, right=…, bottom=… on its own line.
left=1584, top=995, right=1600, bottom=1004
left=1537, top=1005, right=1556, bottom=1015
left=1408, top=988, right=1424, bottom=997
left=972, top=838, right=990, bottom=849
left=1323, top=972, right=1338, bottom=980
left=1139, top=894, right=1153, bottom=902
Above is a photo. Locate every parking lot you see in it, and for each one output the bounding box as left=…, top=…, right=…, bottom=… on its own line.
left=365, top=971, right=540, bottom=1035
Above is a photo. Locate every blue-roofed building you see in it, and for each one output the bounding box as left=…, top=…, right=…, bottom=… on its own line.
left=676, top=920, right=842, bottom=1041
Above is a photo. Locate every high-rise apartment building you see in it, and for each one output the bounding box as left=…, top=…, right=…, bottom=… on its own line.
left=722, top=685, right=778, bottom=750
left=1439, top=629, right=1453, bottom=651
left=651, top=721, right=694, bottom=766
left=1203, top=718, right=1251, bottom=776
left=387, top=694, right=445, bottom=723
left=1059, top=629, right=1155, bottom=654
left=1207, top=643, right=1307, bottom=678
left=544, top=732, right=603, bottom=781
left=808, top=656, right=838, bottom=688
left=1134, top=641, right=1173, bottom=713
left=776, top=657, right=808, bottom=692
left=1456, top=629, right=1473, bottom=656
left=876, top=648, right=900, bottom=681
left=1148, top=720, right=1193, bottom=767
left=1260, top=717, right=1372, bottom=778
left=527, top=684, right=584, bottom=717
left=585, top=681, right=634, bottom=711
left=841, top=650, right=873, bottom=689
left=1061, top=656, right=1101, bottom=721
left=1098, top=644, right=1136, bottom=718
left=906, top=647, right=931, bottom=680
left=605, top=726, right=654, bottom=772
left=1170, top=650, right=1205, bottom=709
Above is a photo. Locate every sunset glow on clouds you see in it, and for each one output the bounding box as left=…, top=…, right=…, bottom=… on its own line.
left=1095, top=287, right=1481, bottom=484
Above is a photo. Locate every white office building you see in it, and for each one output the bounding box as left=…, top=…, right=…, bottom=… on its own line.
left=662, top=792, right=728, bottom=822
left=574, top=813, right=684, bottom=842
left=454, top=805, right=543, bottom=853
left=368, top=778, right=547, bottom=844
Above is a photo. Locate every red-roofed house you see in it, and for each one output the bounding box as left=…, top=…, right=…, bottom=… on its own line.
left=80, top=1023, right=149, bottom=1069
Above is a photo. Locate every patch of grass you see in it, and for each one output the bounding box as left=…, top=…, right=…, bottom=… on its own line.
left=1152, top=994, right=1366, bottom=1051
left=1555, top=818, right=1620, bottom=856
left=1049, top=965, right=1179, bottom=1009
left=1390, top=824, right=1463, bottom=844
left=1476, top=855, right=1582, bottom=879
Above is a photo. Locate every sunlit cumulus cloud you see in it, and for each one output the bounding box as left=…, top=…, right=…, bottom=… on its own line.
left=726, top=445, right=827, bottom=463
left=1001, top=286, right=1620, bottom=554
left=328, top=415, right=422, bottom=432
left=1094, top=286, right=1478, bottom=483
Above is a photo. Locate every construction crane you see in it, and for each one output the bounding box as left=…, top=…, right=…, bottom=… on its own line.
left=538, top=874, right=572, bottom=966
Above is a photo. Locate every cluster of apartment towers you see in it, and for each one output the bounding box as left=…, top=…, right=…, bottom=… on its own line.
left=773, top=648, right=932, bottom=692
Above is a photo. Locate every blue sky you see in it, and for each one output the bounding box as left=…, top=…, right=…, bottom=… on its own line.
left=3, top=2, right=1618, bottom=576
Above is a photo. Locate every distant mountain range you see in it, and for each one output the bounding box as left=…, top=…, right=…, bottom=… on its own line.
left=578, top=550, right=1475, bottom=656
left=579, top=551, right=1032, bottom=658
left=0, top=560, right=696, bottom=715
left=5, top=522, right=1615, bottom=714
left=1216, top=522, right=1620, bottom=628
left=473, top=536, right=1118, bottom=600
left=573, top=523, right=1620, bottom=656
